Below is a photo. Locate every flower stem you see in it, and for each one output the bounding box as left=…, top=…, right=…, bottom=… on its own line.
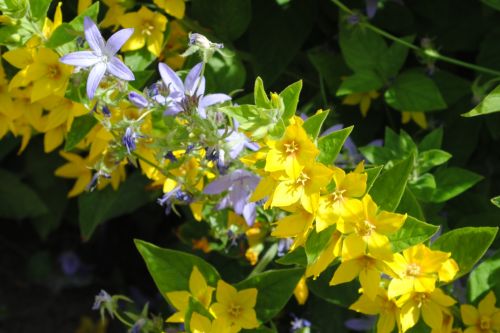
left=131, top=151, right=166, bottom=175
left=330, top=0, right=500, bottom=77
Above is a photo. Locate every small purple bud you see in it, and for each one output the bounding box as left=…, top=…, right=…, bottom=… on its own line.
left=128, top=92, right=149, bottom=108
left=205, top=146, right=219, bottom=162
left=92, top=290, right=112, bottom=310
left=122, top=127, right=138, bottom=154
left=290, top=314, right=312, bottom=332
left=130, top=319, right=146, bottom=333
left=165, top=151, right=177, bottom=162
left=101, top=105, right=111, bottom=117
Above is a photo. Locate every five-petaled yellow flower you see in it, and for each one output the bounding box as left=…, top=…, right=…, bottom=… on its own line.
left=119, top=6, right=168, bottom=57
left=190, top=312, right=230, bottom=333
left=210, top=280, right=259, bottom=332
left=165, top=266, right=215, bottom=323
left=461, top=291, right=500, bottom=333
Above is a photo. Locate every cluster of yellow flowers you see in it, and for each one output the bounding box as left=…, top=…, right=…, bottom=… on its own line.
left=0, top=0, right=188, bottom=197
left=165, top=266, right=259, bottom=333
left=244, top=114, right=467, bottom=332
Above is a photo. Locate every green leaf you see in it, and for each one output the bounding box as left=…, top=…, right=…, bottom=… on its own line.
left=430, top=167, right=483, bottom=203
left=308, top=48, right=349, bottom=95
left=482, top=0, right=500, bottom=11
left=339, top=24, right=387, bottom=72
left=463, top=84, right=500, bottom=117
left=369, top=153, right=414, bottom=212
left=409, top=173, right=436, bottom=200
left=29, top=0, right=51, bottom=22
left=303, top=110, right=329, bottom=140
left=205, top=52, right=246, bottom=94
left=236, top=268, right=304, bottom=323
left=468, top=251, right=500, bottom=302
left=135, top=240, right=220, bottom=300
left=280, top=80, right=302, bottom=121
left=307, top=265, right=358, bottom=307
left=46, top=2, right=99, bottom=49
left=492, top=196, right=500, bottom=208
left=417, top=149, right=451, bottom=173
left=379, top=36, right=414, bottom=79
left=396, top=186, right=425, bottom=221
left=254, top=77, right=270, bottom=107
left=388, top=216, right=438, bottom=253
left=361, top=165, right=382, bottom=194
left=275, top=247, right=307, bottom=266
left=432, top=227, right=498, bottom=278
left=130, top=70, right=154, bottom=90
left=0, top=169, right=48, bottom=219
left=191, top=0, right=251, bottom=40
left=64, top=114, right=98, bottom=151
left=78, top=173, right=153, bottom=240
left=384, top=70, right=447, bottom=112
left=124, top=48, right=157, bottom=72
left=418, top=127, right=443, bottom=151
left=317, top=126, right=353, bottom=165
left=305, top=226, right=335, bottom=265
left=336, top=70, right=384, bottom=96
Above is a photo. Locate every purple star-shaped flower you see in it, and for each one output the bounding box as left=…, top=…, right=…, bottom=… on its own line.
left=60, top=17, right=135, bottom=99
left=158, top=62, right=231, bottom=117
left=203, top=169, right=260, bottom=225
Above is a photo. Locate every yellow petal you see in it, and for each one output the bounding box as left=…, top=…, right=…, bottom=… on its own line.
left=216, top=280, right=237, bottom=305
left=239, top=308, right=259, bottom=329
left=190, top=312, right=212, bottom=333
left=330, top=259, right=362, bottom=285
left=44, top=127, right=64, bottom=153
left=422, top=300, right=443, bottom=330
left=350, top=293, right=380, bottom=315
left=238, top=288, right=258, bottom=309
left=359, top=266, right=380, bottom=300
left=166, top=290, right=190, bottom=312
left=377, top=312, right=396, bottom=333
left=400, top=300, right=420, bottom=332
left=342, top=233, right=366, bottom=260
left=387, top=278, right=413, bottom=299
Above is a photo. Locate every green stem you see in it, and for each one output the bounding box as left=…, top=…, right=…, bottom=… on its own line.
left=114, top=311, right=134, bottom=328
left=330, top=0, right=500, bottom=77
left=131, top=151, right=166, bottom=175
left=248, top=243, right=278, bottom=278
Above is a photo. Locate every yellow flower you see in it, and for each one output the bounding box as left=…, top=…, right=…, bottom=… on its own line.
left=43, top=1, right=63, bottom=38
left=25, top=48, right=72, bottom=101
left=265, top=122, right=319, bottom=179
left=431, top=313, right=463, bottom=333
left=397, top=288, right=456, bottom=332
left=350, top=288, right=400, bottom=333
left=305, top=230, right=342, bottom=278
left=271, top=205, right=315, bottom=250
left=316, top=161, right=367, bottom=232
left=271, top=162, right=333, bottom=213
left=165, top=266, right=215, bottom=323
left=338, top=194, right=406, bottom=261
left=460, top=291, right=500, bottom=333
left=41, top=97, right=87, bottom=152
left=330, top=254, right=393, bottom=300
left=3, top=40, right=38, bottom=89
left=54, top=151, right=92, bottom=197
left=162, top=20, right=187, bottom=70
left=0, top=62, right=20, bottom=138
left=342, top=90, right=380, bottom=117
left=293, top=276, right=309, bottom=305
left=190, top=312, right=230, bottom=333
left=101, top=0, right=128, bottom=29
left=386, top=244, right=458, bottom=299
left=153, top=0, right=186, bottom=19
left=119, top=7, right=168, bottom=57
left=402, top=111, right=428, bottom=129
left=210, top=280, right=259, bottom=332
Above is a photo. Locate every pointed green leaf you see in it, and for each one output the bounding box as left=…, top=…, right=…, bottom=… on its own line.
left=135, top=240, right=220, bottom=300
left=492, top=196, right=500, bottom=208
left=417, top=149, right=452, bottom=173
left=317, top=126, right=353, bottom=165
left=305, top=226, right=335, bottom=265
left=307, top=265, right=358, bottom=307
left=463, top=84, right=500, bottom=117
left=336, top=70, right=384, bottom=96
left=365, top=165, right=383, bottom=193
left=275, top=247, right=307, bottom=266
left=388, top=216, right=438, bottom=253
left=468, top=251, right=500, bottom=302
left=78, top=173, right=152, bottom=240
left=369, top=153, right=414, bottom=211
left=430, top=167, right=483, bottom=203
left=280, top=80, right=302, bottom=120
left=432, top=227, right=498, bottom=278
left=236, top=268, right=304, bottom=323
left=379, top=36, right=415, bottom=79
left=254, top=77, right=270, bottom=107
left=396, top=187, right=425, bottom=221
left=29, top=0, right=52, bottom=22
left=64, top=114, right=98, bottom=151
left=384, top=70, right=447, bottom=112
left=418, top=127, right=443, bottom=151
left=303, top=110, right=329, bottom=140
